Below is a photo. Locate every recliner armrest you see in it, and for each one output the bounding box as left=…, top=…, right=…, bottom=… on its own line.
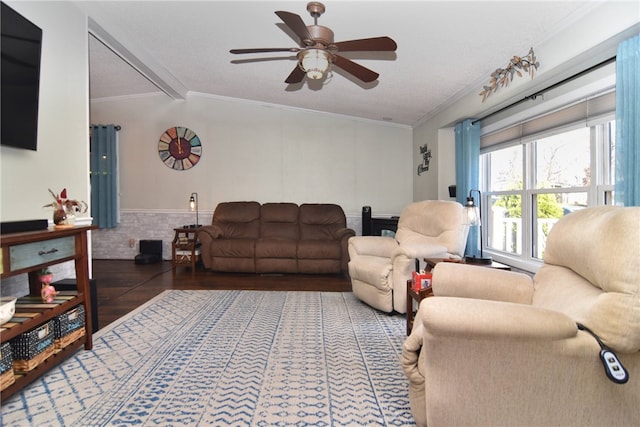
left=391, top=239, right=448, bottom=261
left=419, top=297, right=577, bottom=341
left=348, top=235, right=398, bottom=258
left=432, top=263, right=534, bottom=304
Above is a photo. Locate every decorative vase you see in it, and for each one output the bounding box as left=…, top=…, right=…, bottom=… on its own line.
left=64, top=209, right=76, bottom=225
left=53, top=208, right=67, bottom=225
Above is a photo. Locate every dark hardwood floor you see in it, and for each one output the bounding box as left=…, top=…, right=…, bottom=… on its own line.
left=91, top=260, right=352, bottom=330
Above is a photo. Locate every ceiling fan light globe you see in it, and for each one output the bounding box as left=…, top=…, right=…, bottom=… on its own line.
left=301, top=49, right=330, bottom=80
left=306, top=70, right=324, bottom=80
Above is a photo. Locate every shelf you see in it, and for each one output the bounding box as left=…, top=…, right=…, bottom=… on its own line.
left=0, top=293, right=82, bottom=342
left=1, top=334, right=85, bottom=401
left=0, top=225, right=95, bottom=401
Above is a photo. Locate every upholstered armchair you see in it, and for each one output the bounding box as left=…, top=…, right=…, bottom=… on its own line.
left=348, top=200, right=468, bottom=313
left=401, top=206, right=640, bottom=427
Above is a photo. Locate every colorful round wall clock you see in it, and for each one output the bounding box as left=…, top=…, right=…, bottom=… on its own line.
left=158, top=126, right=202, bottom=170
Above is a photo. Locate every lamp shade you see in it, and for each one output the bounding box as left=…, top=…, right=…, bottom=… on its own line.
left=301, top=49, right=330, bottom=80
left=464, top=197, right=481, bottom=226
left=463, top=190, right=492, bottom=265
left=189, top=192, right=199, bottom=227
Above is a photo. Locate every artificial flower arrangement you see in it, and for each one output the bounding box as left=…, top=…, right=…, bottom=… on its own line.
left=44, top=188, right=87, bottom=225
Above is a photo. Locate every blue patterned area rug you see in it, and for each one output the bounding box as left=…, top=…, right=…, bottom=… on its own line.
left=1, top=290, right=415, bottom=426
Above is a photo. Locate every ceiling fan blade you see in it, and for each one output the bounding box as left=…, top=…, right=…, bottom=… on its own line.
left=230, top=48, right=299, bottom=54
left=275, top=11, right=312, bottom=45
left=285, top=65, right=306, bottom=84
left=333, top=55, right=379, bottom=83
left=334, top=36, right=397, bottom=52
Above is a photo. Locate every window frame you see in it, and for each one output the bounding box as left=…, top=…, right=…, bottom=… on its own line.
left=480, top=113, right=615, bottom=272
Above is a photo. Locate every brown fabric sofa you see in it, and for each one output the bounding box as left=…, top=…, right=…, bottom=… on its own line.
left=198, top=201, right=355, bottom=274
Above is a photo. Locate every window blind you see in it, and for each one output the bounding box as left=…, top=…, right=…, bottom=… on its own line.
left=480, top=90, right=615, bottom=149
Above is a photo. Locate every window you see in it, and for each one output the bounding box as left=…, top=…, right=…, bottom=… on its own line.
left=481, top=117, right=615, bottom=268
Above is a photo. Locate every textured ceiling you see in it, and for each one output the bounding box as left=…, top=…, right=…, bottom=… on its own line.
left=80, top=1, right=602, bottom=127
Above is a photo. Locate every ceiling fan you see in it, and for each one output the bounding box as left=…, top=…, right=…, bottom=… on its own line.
left=229, top=2, right=397, bottom=84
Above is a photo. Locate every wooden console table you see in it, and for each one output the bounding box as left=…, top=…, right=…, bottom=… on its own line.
left=0, top=225, right=96, bottom=400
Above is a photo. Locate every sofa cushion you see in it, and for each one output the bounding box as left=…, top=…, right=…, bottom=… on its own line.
left=297, top=239, right=341, bottom=260
left=213, top=201, right=260, bottom=239
left=299, top=203, right=345, bottom=240
left=209, top=238, right=255, bottom=258
left=260, top=203, right=299, bottom=240
left=256, top=238, right=298, bottom=258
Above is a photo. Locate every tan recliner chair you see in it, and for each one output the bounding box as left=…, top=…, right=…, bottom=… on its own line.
left=402, top=206, right=640, bottom=427
left=348, top=200, right=468, bottom=313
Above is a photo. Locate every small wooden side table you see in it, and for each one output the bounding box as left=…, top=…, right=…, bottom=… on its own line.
left=406, top=280, right=433, bottom=336
left=171, top=227, right=201, bottom=275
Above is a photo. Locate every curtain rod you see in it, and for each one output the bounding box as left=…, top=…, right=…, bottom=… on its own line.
left=472, top=55, right=616, bottom=125
left=90, top=125, right=121, bottom=130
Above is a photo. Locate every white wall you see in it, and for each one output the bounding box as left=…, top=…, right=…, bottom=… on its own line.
left=0, top=1, right=89, bottom=294
left=90, top=93, right=413, bottom=217
left=414, top=1, right=640, bottom=201
left=0, top=1, right=89, bottom=222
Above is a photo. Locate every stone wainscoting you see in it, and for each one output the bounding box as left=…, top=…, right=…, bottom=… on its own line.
left=92, top=210, right=363, bottom=260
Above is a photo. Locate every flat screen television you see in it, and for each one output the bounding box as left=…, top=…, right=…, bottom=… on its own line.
left=1, top=2, right=42, bottom=151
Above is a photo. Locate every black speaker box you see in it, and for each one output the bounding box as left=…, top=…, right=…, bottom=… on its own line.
left=448, top=185, right=457, bottom=198
left=362, top=206, right=372, bottom=236
left=140, top=239, right=162, bottom=255
left=53, top=278, right=99, bottom=333
left=135, top=253, right=162, bottom=264
left=1, top=219, right=48, bottom=234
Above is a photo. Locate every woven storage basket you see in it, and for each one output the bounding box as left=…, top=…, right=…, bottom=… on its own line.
left=0, top=342, right=12, bottom=374
left=0, top=342, right=15, bottom=391
left=0, top=369, right=15, bottom=391
left=10, top=320, right=55, bottom=372
left=53, top=305, right=85, bottom=344
left=55, top=327, right=85, bottom=350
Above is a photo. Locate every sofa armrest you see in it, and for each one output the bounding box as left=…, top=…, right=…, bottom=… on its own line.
left=337, top=227, right=356, bottom=272
left=432, top=263, right=534, bottom=304
left=335, top=227, right=356, bottom=240
left=198, top=224, right=224, bottom=241
left=348, top=235, right=398, bottom=259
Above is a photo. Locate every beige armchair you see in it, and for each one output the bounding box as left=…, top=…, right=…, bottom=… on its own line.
left=402, top=206, right=640, bottom=427
left=348, top=200, right=468, bottom=313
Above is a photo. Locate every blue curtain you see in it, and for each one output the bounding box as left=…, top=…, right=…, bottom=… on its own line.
left=615, top=34, right=640, bottom=207
left=90, top=125, right=118, bottom=228
left=455, top=119, right=481, bottom=256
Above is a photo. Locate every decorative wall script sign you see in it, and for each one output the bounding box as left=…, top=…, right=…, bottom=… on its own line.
left=417, top=144, right=431, bottom=175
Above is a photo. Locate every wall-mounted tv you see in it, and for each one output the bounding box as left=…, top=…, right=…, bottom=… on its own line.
left=1, top=2, right=42, bottom=151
